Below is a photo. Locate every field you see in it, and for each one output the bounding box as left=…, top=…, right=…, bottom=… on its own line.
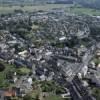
left=44, top=95, right=63, bottom=100
left=0, top=4, right=72, bottom=14
left=0, top=4, right=100, bottom=16
left=68, top=7, right=100, bottom=16
left=17, top=67, right=31, bottom=75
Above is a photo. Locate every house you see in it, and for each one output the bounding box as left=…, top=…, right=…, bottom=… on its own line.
left=3, top=89, right=16, bottom=100
left=27, top=77, right=33, bottom=85
left=59, top=36, right=66, bottom=41
left=91, top=73, right=100, bottom=87
left=96, top=50, right=100, bottom=58
left=81, top=65, right=88, bottom=77
left=40, top=75, right=46, bottom=81
left=61, top=93, right=70, bottom=99
left=18, top=50, right=28, bottom=58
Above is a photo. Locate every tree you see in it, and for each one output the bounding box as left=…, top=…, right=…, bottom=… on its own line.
left=23, top=94, right=32, bottom=100
left=92, top=88, right=100, bottom=100
left=55, top=86, right=65, bottom=95
left=35, top=94, right=40, bottom=100
left=0, top=63, right=5, bottom=72
left=41, top=81, right=55, bottom=92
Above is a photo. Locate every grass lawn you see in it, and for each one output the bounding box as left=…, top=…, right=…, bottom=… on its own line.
left=67, top=7, right=100, bottom=16
left=44, top=94, right=63, bottom=100
left=32, top=24, right=39, bottom=30
left=17, top=67, right=31, bottom=75
left=30, top=90, right=40, bottom=98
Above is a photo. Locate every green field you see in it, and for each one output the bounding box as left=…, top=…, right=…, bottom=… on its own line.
left=0, top=4, right=100, bottom=15
left=44, top=95, right=63, bottom=100
left=0, top=4, right=72, bottom=14
left=17, top=67, right=31, bottom=75
left=68, top=7, right=100, bottom=16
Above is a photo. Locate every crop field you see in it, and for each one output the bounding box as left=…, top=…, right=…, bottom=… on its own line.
left=0, top=4, right=72, bottom=14
left=0, top=4, right=100, bottom=16
left=68, top=7, right=100, bottom=16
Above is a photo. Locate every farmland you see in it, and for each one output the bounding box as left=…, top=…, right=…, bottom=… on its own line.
left=0, top=4, right=71, bottom=14
left=0, top=4, right=100, bottom=16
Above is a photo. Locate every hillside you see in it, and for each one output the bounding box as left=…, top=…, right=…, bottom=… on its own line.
left=75, top=0, right=100, bottom=9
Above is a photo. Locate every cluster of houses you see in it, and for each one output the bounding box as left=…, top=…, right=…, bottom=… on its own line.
left=0, top=10, right=100, bottom=100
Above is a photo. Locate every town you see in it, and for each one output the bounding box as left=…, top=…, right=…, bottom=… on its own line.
left=0, top=8, right=100, bottom=100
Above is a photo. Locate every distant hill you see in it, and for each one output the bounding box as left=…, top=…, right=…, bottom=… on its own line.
left=75, top=0, right=100, bottom=9
left=0, top=0, right=46, bottom=5
left=0, top=0, right=73, bottom=4
left=47, top=0, right=73, bottom=4
left=48, top=0, right=100, bottom=9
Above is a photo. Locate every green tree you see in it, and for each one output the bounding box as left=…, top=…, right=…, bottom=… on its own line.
left=0, top=63, right=5, bottom=72
left=23, top=94, right=33, bottom=100
left=92, top=88, right=100, bottom=100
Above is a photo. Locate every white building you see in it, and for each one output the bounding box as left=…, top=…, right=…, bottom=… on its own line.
left=81, top=65, right=88, bottom=77
left=27, top=77, right=33, bottom=85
